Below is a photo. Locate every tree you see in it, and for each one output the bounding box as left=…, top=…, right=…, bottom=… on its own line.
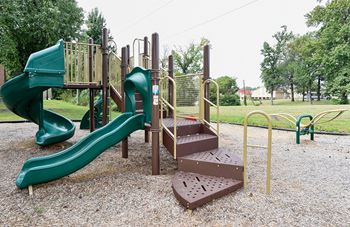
left=85, top=8, right=106, bottom=44
left=0, top=0, right=84, bottom=78
left=173, top=38, right=210, bottom=106
left=173, top=38, right=210, bottom=74
left=210, top=76, right=240, bottom=106
left=307, top=0, right=350, bottom=104
left=260, top=26, right=293, bottom=105
left=290, top=33, right=322, bottom=103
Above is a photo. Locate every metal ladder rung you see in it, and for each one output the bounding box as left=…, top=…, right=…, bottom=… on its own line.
left=247, top=144, right=267, bottom=149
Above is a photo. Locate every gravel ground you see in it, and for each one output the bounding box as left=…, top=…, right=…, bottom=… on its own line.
left=0, top=122, right=349, bottom=226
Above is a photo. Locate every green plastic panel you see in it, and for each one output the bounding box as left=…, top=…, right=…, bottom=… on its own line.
left=25, top=40, right=65, bottom=88
left=124, top=67, right=152, bottom=123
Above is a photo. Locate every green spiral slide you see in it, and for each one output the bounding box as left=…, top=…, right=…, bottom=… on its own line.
left=1, top=41, right=152, bottom=189
left=0, top=40, right=75, bottom=146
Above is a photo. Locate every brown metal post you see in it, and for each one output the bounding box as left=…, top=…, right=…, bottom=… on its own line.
left=144, top=36, right=150, bottom=143
left=101, top=27, right=109, bottom=125
left=151, top=33, right=160, bottom=175
left=126, top=45, right=130, bottom=66
left=88, top=38, right=95, bottom=132
left=203, top=45, right=210, bottom=123
left=168, top=55, right=174, bottom=117
left=121, top=47, right=128, bottom=158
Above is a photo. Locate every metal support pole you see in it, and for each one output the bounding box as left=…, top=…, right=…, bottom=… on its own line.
left=168, top=55, right=174, bottom=117
left=121, top=47, right=128, bottom=158
left=88, top=38, right=95, bottom=132
left=203, top=45, right=210, bottom=123
left=101, top=27, right=109, bottom=125
left=126, top=45, right=130, bottom=66
left=144, top=36, right=150, bottom=143
left=151, top=33, right=160, bottom=175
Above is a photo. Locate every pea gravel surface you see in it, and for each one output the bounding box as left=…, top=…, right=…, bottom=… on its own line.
left=0, top=122, right=349, bottom=226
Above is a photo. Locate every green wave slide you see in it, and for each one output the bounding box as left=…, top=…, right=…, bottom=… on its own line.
left=16, top=112, right=145, bottom=189
left=0, top=40, right=75, bottom=145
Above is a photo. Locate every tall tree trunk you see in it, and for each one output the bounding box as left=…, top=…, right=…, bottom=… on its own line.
left=302, top=87, right=305, bottom=102
left=290, top=83, right=295, bottom=102
left=317, top=76, right=321, bottom=101
left=270, top=88, right=274, bottom=105
left=308, top=82, right=313, bottom=105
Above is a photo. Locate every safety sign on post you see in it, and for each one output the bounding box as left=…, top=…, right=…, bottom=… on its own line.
left=152, top=85, right=159, bottom=105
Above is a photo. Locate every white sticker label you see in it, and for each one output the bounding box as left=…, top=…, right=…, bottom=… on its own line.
left=153, top=95, right=159, bottom=105
left=152, top=85, right=159, bottom=95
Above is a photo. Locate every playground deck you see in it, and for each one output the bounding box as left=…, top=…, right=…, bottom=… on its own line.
left=0, top=122, right=349, bottom=225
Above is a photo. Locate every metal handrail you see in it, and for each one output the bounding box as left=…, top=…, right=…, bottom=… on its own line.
left=175, top=73, right=203, bottom=78
left=64, top=41, right=101, bottom=48
left=202, top=79, right=220, bottom=136
left=160, top=75, right=177, bottom=159
left=270, top=109, right=348, bottom=128
left=243, top=110, right=272, bottom=195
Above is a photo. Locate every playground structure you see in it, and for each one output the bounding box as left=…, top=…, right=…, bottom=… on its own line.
left=270, top=109, right=348, bottom=144
left=1, top=29, right=280, bottom=210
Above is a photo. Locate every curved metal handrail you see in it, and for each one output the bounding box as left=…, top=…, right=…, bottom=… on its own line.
left=243, top=110, right=272, bottom=194
left=160, top=75, right=177, bottom=159
left=202, top=78, right=220, bottom=137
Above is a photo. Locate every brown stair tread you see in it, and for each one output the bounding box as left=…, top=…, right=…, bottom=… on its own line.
left=163, top=118, right=201, bottom=128
left=172, top=171, right=243, bottom=210
left=179, top=148, right=243, bottom=165
left=176, top=133, right=217, bottom=144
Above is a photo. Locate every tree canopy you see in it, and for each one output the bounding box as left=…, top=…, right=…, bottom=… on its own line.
left=260, top=26, right=293, bottom=104
left=260, top=0, right=350, bottom=104
left=0, top=0, right=84, bottom=78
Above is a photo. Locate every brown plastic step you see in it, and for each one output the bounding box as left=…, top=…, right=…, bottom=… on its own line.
left=178, top=149, right=243, bottom=180
left=177, top=133, right=218, bottom=157
left=162, top=118, right=202, bottom=136
left=172, top=171, right=243, bottom=210
left=163, top=132, right=218, bottom=158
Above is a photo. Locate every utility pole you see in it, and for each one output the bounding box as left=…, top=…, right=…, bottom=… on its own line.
left=243, top=80, right=247, bottom=106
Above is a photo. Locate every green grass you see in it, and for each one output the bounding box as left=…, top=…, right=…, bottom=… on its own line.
left=0, top=100, right=119, bottom=121
left=210, top=100, right=350, bottom=133
left=1, top=99, right=349, bottom=133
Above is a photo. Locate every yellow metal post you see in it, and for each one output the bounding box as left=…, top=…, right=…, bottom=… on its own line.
left=243, top=110, right=272, bottom=194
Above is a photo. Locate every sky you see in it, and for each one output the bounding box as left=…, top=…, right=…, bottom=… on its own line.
left=76, top=0, right=319, bottom=88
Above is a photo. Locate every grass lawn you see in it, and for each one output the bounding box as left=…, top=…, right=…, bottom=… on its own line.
left=209, top=100, right=350, bottom=133
left=1, top=99, right=349, bottom=133
left=0, top=100, right=119, bottom=121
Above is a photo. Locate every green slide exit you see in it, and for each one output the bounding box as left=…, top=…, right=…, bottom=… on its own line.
left=0, top=40, right=75, bottom=145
